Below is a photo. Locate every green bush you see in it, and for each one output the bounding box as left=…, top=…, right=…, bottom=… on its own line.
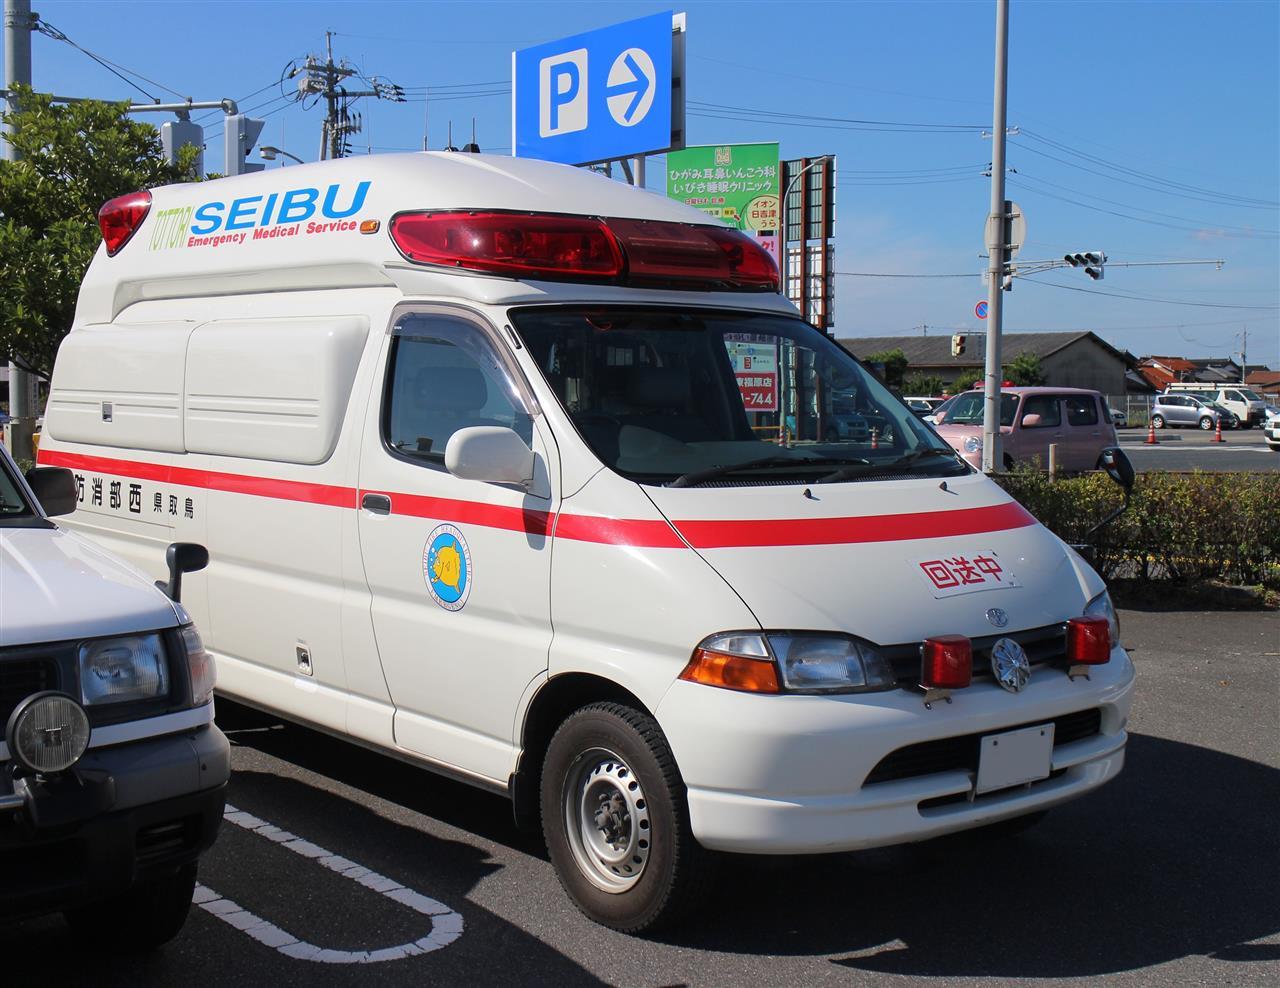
left=994, top=469, right=1280, bottom=589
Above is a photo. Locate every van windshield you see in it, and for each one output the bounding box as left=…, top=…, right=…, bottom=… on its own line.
left=939, top=390, right=1019, bottom=427
left=512, top=306, right=966, bottom=485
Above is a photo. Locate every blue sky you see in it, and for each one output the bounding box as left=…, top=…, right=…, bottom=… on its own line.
left=21, top=0, right=1280, bottom=368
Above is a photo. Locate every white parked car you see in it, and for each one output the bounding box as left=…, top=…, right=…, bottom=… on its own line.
left=39, top=153, right=1135, bottom=932
left=0, top=442, right=226, bottom=941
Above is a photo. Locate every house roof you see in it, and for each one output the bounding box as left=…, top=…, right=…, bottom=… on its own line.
left=1245, top=370, right=1280, bottom=390
left=838, top=331, right=1130, bottom=370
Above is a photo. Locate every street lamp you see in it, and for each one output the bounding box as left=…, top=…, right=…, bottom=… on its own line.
left=260, top=145, right=304, bottom=166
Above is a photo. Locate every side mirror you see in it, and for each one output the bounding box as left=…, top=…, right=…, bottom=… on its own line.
left=1020, top=413, right=1042, bottom=428
left=162, top=542, right=209, bottom=603
left=445, top=426, right=535, bottom=487
left=932, top=410, right=947, bottom=424
left=1099, top=446, right=1135, bottom=493
left=25, top=466, right=78, bottom=517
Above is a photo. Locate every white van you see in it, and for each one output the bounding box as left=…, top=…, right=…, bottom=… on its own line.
left=0, top=442, right=226, bottom=941
left=1164, top=382, right=1268, bottom=428
left=39, top=153, right=1134, bottom=932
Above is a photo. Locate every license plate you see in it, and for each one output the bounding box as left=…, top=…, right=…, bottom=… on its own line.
left=975, top=723, right=1055, bottom=795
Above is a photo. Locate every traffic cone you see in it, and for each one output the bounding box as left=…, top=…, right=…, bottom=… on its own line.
left=1212, top=413, right=1226, bottom=443
left=1145, top=418, right=1159, bottom=445
left=870, top=428, right=879, bottom=450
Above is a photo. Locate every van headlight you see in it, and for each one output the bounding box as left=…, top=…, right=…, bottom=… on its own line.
left=963, top=436, right=982, bottom=453
left=1084, top=591, right=1121, bottom=648
left=79, top=633, right=169, bottom=706
left=182, top=625, right=216, bottom=707
left=680, top=631, right=896, bottom=695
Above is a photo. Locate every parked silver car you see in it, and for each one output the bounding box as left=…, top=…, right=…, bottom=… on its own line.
left=1150, top=393, right=1239, bottom=431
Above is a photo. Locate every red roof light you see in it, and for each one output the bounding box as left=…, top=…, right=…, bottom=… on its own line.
left=921, top=635, right=973, bottom=690
left=389, top=210, right=780, bottom=292
left=1066, top=616, right=1111, bottom=665
left=98, top=190, right=152, bottom=256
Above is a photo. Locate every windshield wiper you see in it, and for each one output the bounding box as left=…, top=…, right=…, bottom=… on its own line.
left=817, top=447, right=960, bottom=483
left=667, top=455, right=870, bottom=489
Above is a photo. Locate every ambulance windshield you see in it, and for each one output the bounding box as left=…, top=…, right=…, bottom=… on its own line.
left=513, top=307, right=966, bottom=486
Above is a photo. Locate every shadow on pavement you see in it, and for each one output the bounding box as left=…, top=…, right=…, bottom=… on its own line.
left=655, top=732, right=1280, bottom=979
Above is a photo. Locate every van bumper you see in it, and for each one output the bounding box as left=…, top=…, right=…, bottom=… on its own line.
left=0, top=723, right=230, bottom=919
left=656, top=647, right=1135, bottom=854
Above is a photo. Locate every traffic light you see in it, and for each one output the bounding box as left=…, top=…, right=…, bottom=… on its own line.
left=223, top=114, right=266, bottom=176
left=1064, top=250, right=1106, bottom=281
left=161, top=119, right=204, bottom=176
left=951, top=334, right=967, bottom=357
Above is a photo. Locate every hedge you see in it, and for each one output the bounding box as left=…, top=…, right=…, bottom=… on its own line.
left=994, top=470, right=1280, bottom=589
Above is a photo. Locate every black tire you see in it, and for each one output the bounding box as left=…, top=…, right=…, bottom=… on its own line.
left=65, top=862, right=197, bottom=950
left=541, top=702, right=712, bottom=933
left=1150, top=414, right=1166, bottom=430
left=1199, top=416, right=1214, bottom=431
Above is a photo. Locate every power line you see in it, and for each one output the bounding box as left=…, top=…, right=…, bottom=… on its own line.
left=688, top=99, right=987, bottom=133
left=1020, top=276, right=1280, bottom=310
left=1018, top=128, right=1279, bottom=209
left=33, top=18, right=177, bottom=102
left=835, top=270, right=976, bottom=278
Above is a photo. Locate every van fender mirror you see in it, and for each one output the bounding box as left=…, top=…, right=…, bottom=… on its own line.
left=25, top=466, right=78, bottom=517
left=445, top=426, right=535, bottom=487
left=1099, top=446, right=1135, bottom=493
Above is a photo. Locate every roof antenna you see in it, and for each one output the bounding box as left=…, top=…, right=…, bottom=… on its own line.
left=463, top=116, right=481, bottom=154
left=445, top=120, right=458, bottom=152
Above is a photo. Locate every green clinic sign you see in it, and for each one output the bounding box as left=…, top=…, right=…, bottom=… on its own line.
left=666, top=143, right=780, bottom=232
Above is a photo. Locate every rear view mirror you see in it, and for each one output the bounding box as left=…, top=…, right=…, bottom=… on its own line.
left=932, top=410, right=947, bottom=424
left=1020, top=413, right=1042, bottom=427
left=1099, top=447, right=1135, bottom=493
left=25, top=466, right=77, bottom=517
left=445, top=426, right=535, bottom=487
left=163, top=542, right=209, bottom=603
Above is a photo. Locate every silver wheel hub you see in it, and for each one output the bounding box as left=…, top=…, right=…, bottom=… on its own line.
left=563, top=748, right=651, bottom=893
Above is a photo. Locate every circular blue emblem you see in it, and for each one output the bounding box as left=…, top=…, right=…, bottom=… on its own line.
left=423, top=524, right=472, bottom=612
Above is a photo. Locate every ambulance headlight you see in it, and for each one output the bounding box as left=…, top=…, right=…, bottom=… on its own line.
left=768, top=633, right=897, bottom=693
left=963, top=436, right=983, bottom=454
left=1084, top=591, right=1121, bottom=648
left=78, top=633, right=169, bottom=706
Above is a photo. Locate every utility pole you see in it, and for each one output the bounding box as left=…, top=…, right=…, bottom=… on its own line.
left=292, top=31, right=404, bottom=160
left=3, top=0, right=36, bottom=462
left=980, top=0, right=1009, bottom=474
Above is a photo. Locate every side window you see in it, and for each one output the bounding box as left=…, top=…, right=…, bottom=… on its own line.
left=383, top=314, right=533, bottom=464
left=1020, top=395, right=1062, bottom=428
left=1066, top=395, right=1099, bottom=426
left=1226, top=390, right=1244, bottom=403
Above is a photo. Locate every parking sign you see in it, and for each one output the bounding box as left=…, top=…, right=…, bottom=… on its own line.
left=513, top=11, right=680, bottom=165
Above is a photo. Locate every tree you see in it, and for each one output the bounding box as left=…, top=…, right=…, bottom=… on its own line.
left=1006, top=351, right=1048, bottom=386
left=952, top=368, right=983, bottom=391
left=0, top=86, right=199, bottom=377
left=903, top=372, right=945, bottom=397
left=865, top=348, right=909, bottom=389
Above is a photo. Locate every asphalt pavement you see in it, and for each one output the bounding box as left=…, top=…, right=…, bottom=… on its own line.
left=4, top=608, right=1278, bottom=987
left=1117, top=427, right=1279, bottom=472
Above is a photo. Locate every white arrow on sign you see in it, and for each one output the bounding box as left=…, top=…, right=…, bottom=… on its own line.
left=606, top=48, right=656, bottom=127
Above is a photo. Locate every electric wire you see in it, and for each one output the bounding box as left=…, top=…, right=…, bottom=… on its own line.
left=1020, top=276, right=1280, bottom=310
left=688, top=99, right=987, bottom=132
left=33, top=18, right=172, bottom=103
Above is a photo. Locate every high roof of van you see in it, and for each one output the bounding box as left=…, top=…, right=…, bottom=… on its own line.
left=75, top=152, right=793, bottom=326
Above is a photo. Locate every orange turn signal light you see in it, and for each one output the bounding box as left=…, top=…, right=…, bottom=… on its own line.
left=679, top=648, right=781, bottom=694
left=360, top=219, right=381, bottom=234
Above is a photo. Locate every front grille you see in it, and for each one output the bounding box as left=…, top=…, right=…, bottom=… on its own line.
left=884, top=624, right=1067, bottom=686
left=864, top=708, right=1102, bottom=786
left=0, top=659, right=59, bottom=728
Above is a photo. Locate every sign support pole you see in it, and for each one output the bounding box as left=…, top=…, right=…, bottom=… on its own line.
left=4, top=0, right=36, bottom=462
left=981, top=0, right=1009, bottom=474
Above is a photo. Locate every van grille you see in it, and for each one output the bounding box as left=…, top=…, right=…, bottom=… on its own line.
left=883, top=624, right=1067, bottom=687
left=863, top=708, right=1102, bottom=786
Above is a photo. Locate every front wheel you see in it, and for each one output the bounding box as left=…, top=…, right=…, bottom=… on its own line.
left=65, top=862, right=197, bottom=950
left=1150, top=414, right=1166, bottom=429
left=1199, top=416, right=1215, bottom=431
left=541, top=702, right=712, bottom=933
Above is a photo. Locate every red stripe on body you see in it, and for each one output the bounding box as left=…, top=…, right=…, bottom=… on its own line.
left=39, top=449, right=1036, bottom=548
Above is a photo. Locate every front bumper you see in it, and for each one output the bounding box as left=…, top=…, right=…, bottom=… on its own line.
left=0, top=722, right=230, bottom=919
left=657, top=646, right=1135, bottom=854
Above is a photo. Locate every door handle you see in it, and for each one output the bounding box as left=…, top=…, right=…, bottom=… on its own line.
left=361, top=492, right=391, bottom=514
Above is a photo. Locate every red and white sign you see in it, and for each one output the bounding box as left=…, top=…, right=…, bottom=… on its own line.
left=915, top=551, right=1019, bottom=598
left=725, top=339, right=779, bottom=412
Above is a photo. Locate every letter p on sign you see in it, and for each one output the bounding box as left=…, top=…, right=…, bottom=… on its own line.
left=540, top=49, right=588, bottom=137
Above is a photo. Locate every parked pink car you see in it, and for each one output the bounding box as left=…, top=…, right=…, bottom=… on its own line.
left=932, top=386, right=1119, bottom=471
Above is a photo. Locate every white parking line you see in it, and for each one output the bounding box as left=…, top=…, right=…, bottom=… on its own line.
left=194, top=804, right=464, bottom=964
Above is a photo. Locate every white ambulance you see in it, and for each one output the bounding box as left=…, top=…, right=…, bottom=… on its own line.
left=39, top=153, right=1134, bottom=932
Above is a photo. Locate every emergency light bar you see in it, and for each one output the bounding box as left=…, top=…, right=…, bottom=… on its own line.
left=98, top=190, right=153, bottom=256
left=390, top=211, right=780, bottom=292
